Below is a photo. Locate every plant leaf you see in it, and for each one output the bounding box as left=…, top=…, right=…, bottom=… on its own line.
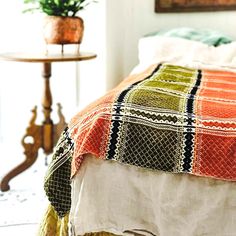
left=23, top=0, right=97, bottom=16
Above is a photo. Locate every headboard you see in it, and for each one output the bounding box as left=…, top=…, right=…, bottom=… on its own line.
left=155, top=0, right=236, bottom=13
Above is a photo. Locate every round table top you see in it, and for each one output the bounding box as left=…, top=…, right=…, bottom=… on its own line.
left=0, top=51, right=97, bottom=63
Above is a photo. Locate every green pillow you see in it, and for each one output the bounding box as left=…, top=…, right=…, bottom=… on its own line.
left=146, top=27, right=233, bottom=46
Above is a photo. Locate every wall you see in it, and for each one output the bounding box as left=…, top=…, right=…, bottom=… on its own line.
left=105, top=0, right=236, bottom=88
left=77, top=0, right=107, bottom=109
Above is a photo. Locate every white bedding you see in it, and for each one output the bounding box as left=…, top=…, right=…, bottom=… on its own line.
left=69, top=37, right=236, bottom=236
left=132, top=36, right=236, bottom=74
left=70, top=155, right=236, bottom=236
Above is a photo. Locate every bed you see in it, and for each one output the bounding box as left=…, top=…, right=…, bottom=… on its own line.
left=38, top=30, right=236, bottom=236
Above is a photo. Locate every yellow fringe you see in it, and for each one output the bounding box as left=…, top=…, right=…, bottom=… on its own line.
left=37, top=204, right=69, bottom=236
left=37, top=204, right=118, bottom=236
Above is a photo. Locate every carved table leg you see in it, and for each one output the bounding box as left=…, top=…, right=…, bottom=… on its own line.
left=53, top=103, right=67, bottom=146
left=0, top=62, right=67, bottom=192
left=0, top=107, right=42, bottom=191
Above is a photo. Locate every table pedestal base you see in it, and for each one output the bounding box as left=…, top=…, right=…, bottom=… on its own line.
left=0, top=104, right=66, bottom=192
left=0, top=62, right=67, bottom=191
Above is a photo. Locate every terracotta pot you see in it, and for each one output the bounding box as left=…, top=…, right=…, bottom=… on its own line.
left=43, top=16, right=84, bottom=45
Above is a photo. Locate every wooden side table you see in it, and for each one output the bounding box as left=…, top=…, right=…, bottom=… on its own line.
left=0, top=52, right=96, bottom=191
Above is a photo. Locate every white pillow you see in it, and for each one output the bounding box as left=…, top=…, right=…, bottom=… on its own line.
left=132, top=35, right=236, bottom=74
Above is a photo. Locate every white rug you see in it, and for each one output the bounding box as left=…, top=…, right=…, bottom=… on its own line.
left=0, top=154, right=49, bottom=235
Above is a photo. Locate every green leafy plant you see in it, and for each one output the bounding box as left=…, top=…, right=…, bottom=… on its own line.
left=23, top=0, right=95, bottom=17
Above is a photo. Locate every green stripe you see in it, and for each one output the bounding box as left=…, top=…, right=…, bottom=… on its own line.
left=126, top=64, right=197, bottom=112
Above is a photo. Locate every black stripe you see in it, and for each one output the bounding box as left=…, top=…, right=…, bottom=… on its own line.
left=107, top=64, right=162, bottom=160
left=182, top=70, right=202, bottom=171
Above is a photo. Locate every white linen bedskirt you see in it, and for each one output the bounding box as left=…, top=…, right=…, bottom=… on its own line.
left=69, top=154, right=236, bottom=236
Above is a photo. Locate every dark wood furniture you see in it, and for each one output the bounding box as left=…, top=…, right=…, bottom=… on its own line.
left=0, top=52, right=97, bottom=191
left=155, top=0, right=236, bottom=13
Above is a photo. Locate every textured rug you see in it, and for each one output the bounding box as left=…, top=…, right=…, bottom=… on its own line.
left=0, top=154, right=49, bottom=235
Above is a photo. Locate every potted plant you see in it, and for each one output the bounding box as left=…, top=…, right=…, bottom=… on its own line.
left=23, top=0, right=95, bottom=45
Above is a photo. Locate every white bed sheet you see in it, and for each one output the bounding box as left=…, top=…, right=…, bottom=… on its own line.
left=70, top=154, right=236, bottom=236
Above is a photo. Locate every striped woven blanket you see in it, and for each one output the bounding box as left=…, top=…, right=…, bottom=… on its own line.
left=44, top=64, right=236, bottom=217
